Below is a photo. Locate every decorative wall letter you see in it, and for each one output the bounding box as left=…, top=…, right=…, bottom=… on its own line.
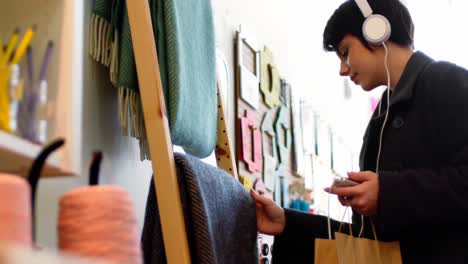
left=275, top=106, right=292, bottom=166
left=261, top=111, right=277, bottom=191
left=240, top=175, right=253, bottom=190
left=240, top=110, right=263, bottom=173
left=253, top=177, right=267, bottom=195
left=274, top=165, right=289, bottom=208
left=260, top=47, right=281, bottom=108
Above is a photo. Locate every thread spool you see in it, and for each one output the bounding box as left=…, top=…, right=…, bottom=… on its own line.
left=58, top=185, right=142, bottom=264
left=0, top=174, right=32, bottom=246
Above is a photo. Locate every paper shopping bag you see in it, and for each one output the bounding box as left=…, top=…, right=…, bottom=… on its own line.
left=314, top=220, right=353, bottom=264
left=334, top=221, right=402, bottom=264
left=315, top=238, right=339, bottom=264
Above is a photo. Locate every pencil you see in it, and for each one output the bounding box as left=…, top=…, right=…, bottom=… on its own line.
left=11, top=25, right=36, bottom=65
left=0, top=39, right=4, bottom=60
left=0, top=28, right=20, bottom=67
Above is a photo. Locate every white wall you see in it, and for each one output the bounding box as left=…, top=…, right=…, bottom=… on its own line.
left=406, top=0, right=468, bottom=69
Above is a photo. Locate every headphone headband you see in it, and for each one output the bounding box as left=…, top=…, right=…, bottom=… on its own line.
left=355, top=0, right=373, bottom=18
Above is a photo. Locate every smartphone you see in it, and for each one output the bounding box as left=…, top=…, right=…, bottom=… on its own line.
left=332, top=177, right=358, bottom=188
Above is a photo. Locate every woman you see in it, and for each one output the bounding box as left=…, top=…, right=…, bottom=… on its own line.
left=251, top=0, right=468, bottom=263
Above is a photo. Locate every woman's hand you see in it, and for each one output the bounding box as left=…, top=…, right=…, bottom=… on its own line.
left=250, top=189, right=286, bottom=236
left=325, top=171, right=380, bottom=216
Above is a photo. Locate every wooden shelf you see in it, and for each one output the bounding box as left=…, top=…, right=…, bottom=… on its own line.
left=0, top=0, right=84, bottom=178
left=0, top=131, right=74, bottom=177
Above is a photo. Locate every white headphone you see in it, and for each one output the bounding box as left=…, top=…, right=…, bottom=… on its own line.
left=354, top=0, right=391, bottom=45
left=354, top=0, right=391, bottom=176
left=354, top=0, right=392, bottom=236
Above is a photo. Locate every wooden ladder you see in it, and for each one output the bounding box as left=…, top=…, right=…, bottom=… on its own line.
left=126, top=1, right=238, bottom=263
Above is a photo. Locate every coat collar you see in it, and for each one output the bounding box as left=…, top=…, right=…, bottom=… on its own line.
left=368, top=51, right=434, bottom=121
left=359, top=51, right=434, bottom=170
left=388, top=51, right=434, bottom=107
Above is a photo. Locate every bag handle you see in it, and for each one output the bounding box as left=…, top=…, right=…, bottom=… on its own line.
left=327, top=189, right=353, bottom=240
left=357, top=216, right=379, bottom=240
left=337, top=208, right=353, bottom=237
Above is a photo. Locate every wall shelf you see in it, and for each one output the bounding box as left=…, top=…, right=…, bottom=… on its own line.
left=0, top=0, right=84, bottom=177
left=0, top=130, right=74, bottom=177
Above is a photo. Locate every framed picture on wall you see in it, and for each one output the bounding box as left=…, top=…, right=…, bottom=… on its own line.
left=316, top=117, right=332, bottom=169
left=235, top=26, right=260, bottom=109
left=291, top=89, right=305, bottom=177
left=304, top=154, right=314, bottom=190
left=280, top=79, right=291, bottom=108
left=300, top=103, right=316, bottom=155
left=332, top=136, right=350, bottom=178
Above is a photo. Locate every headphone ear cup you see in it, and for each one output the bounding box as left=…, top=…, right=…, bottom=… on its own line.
left=363, top=14, right=391, bottom=45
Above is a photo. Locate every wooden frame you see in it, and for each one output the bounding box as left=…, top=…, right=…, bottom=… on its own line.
left=235, top=27, right=260, bottom=109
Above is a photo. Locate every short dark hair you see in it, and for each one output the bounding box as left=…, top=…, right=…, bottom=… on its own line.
left=323, top=0, right=414, bottom=52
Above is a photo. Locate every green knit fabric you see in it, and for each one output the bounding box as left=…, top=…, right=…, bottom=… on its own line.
left=117, top=6, right=139, bottom=93
left=160, top=0, right=217, bottom=158
left=110, top=0, right=123, bottom=39
left=116, top=0, right=165, bottom=95
left=155, top=0, right=169, bottom=101
left=92, top=0, right=113, bottom=21
left=89, top=0, right=217, bottom=159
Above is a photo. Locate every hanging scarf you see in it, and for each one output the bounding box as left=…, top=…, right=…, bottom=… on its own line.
left=89, top=0, right=217, bottom=160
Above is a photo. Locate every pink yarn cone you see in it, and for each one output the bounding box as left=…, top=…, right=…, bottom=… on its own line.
left=0, top=174, right=32, bottom=246
left=58, top=185, right=142, bottom=264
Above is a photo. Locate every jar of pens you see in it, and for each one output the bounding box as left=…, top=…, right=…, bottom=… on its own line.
left=0, top=26, right=53, bottom=145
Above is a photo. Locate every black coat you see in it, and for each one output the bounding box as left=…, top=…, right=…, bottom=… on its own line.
left=273, top=52, right=468, bottom=264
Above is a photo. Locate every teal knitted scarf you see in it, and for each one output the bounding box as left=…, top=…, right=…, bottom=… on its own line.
left=89, top=0, right=217, bottom=160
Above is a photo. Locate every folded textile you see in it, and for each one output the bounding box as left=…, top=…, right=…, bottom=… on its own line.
left=141, top=153, right=258, bottom=264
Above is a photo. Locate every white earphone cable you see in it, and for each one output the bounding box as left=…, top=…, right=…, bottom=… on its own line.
left=359, top=42, right=391, bottom=238
left=376, top=42, right=391, bottom=174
